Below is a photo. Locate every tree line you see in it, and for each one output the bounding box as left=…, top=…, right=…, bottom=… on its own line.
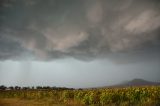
left=0, top=85, right=74, bottom=91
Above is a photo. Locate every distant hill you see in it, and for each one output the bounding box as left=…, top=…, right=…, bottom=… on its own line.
left=111, top=79, right=160, bottom=87
left=86, top=79, right=160, bottom=89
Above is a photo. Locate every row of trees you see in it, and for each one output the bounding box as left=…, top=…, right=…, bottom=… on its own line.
left=0, top=85, right=74, bottom=91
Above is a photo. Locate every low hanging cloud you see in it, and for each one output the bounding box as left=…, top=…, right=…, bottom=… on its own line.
left=0, top=0, right=160, bottom=62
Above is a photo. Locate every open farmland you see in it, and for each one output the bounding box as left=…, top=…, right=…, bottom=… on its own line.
left=0, top=86, right=160, bottom=106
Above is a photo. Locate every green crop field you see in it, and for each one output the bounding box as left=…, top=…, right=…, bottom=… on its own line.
left=0, top=86, right=160, bottom=106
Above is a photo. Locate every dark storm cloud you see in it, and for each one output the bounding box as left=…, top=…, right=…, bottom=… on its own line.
left=0, top=35, right=30, bottom=60
left=0, top=0, right=160, bottom=62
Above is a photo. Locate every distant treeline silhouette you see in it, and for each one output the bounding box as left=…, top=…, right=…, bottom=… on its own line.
left=0, top=85, right=74, bottom=90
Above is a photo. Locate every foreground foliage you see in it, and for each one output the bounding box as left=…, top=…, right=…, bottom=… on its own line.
left=0, top=86, right=160, bottom=106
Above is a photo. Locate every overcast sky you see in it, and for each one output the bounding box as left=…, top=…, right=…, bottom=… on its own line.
left=0, top=0, right=160, bottom=88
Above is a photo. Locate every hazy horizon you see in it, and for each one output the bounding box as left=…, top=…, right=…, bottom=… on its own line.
left=0, top=0, right=160, bottom=88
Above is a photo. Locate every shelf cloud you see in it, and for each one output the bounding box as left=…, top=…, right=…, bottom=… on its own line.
left=0, top=0, right=160, bottom=63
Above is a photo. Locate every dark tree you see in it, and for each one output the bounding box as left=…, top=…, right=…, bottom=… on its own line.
left=0, top=85, right=7, bottom=90
left=15, top=86, right=21, bottom=90
left=9, top=86, right=14, bottom=90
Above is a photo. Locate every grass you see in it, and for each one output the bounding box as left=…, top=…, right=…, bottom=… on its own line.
left=0, top=98, right=68, bottom=106
left=0, top=86, right=160, bottom=106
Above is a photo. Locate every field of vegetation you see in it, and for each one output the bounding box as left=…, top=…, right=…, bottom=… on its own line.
left=0, top=86, right=160, bottom=106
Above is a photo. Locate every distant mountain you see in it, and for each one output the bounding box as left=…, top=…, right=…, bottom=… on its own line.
left=89, top=79, right=160, bottom=89
left=112, top=79, right=160, bottom=87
